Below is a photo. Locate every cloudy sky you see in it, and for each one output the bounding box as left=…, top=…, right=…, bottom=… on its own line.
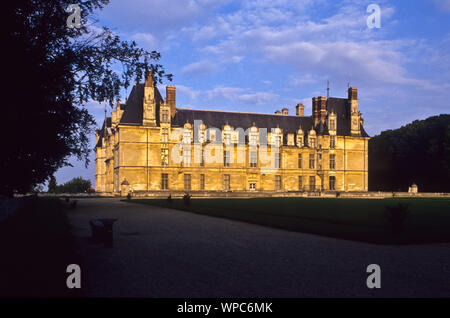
left=55, top=0, right=450, bottom=186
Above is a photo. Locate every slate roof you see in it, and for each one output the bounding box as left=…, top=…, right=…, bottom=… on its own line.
left=119, top=83, right=163, bottom=125
left=96, top=84, right=369, bottom=149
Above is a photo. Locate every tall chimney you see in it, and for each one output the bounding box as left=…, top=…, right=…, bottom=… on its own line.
left=319, top=96, right=327, bottom=123
left=282, top=108, right=289, bottom=115
left=348, top=87, right=357, bottom=100
left=312, top=97, right=319, bottom=126
left=166, top=86, right=176, bottom=117
left=296, top=103, right=304, bottom=116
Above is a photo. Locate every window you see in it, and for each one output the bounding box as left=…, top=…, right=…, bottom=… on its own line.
left=161, top=109, right=169, bottom=123
left=183, top=148, right=191, bottom=166
left=161, top=128, right=169, bottom=143
left=224, top=150, right=230, bottom=167
left=329, top=119, right=336, bottom=131
left=330, top=154, right=336, bottom=170
left=298, top=176, right=303, bottom=190
left=275, top=152, right=281, bottom=169
left=275, top=175, right=282, bottom=191
left=224, top=132, right=232, bottom=145
left=330, top=136, right=336, bottom=149
left=249, top=183, right=256, bottom=191
left=198, top=128, right=206, bottom=144
left=298, top=154, right=302, bottom=169
left=309, top=176, right=316, bottom=191
left=183, top=129, right=191, bottom=144
left=249, top=133, right=258, bottom=146
left=250, top=151, right=257, bottom=167
left=309, top=154, right=315, bottom=169
left=184, top=174, right=191, bottom=191
left=200, top=174, right=205, bottom=190
left=297, top=135, right=303, bottom=147
left=224, top=174, right=230, bottom=191
left=161, top=148, right=169, bottom=166
left=161, top=173, right=169, bottom=190
left=329, top=176, right=336, bottom=191
left=287, top=134, right=294, bottom=146
left=275, top=135, right=282, bottom=147
left=309, top=138, right=316, bottom=148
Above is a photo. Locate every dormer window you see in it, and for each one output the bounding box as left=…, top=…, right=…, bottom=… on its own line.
left=198, top=124, right=206, bottom=144
left=183, top=123, right=192, bottom=144
left=223, top=125, right=233, bottom=145
left=297, top=128, right=304, bottom=147
left=329, top=119, right=336, bottom=131
left=308, top=130, right=316, bottom=148
left=249, top=127, right=258, bottom=146
left=271, top=128, right=282, bottom=147
left=161, top=109, right=169, bottom=123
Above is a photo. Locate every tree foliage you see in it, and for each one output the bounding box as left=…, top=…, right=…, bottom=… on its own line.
left=369, top=114, right=450, bottom=192
left=48, top=176, right=57, bottom=193
left=3, top=0, right=171, bottom=196
left=56, top=177, right=92, bottom=194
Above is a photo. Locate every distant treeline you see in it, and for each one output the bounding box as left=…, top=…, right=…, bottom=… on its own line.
left=369, top=114, right=450, bottom=192
left=48, top=176, right=92, bottom=194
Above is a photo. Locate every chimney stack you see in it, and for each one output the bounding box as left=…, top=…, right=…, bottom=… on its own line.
left=275, top=110, right=281, bottom=115
left=312, top=97, right=319, bottom=125
left=166, top=86, right=176, bottom=117
left=319, top=96, right=327, bottom=123
left=348, top=87, right=358, bottom=100
left=282, top=108, right=289, bottom=115
left=145, top=70, right=154, bottom=87
left=296, top=103, right=304, bottom=116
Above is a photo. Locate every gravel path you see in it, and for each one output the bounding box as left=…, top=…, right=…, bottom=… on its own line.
left=67, top=198, right=450, bottom=297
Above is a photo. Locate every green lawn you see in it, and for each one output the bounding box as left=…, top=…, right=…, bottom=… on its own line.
left=128, top=197, right=450, bottom=244
left=0, top=197, right=83, bottom=297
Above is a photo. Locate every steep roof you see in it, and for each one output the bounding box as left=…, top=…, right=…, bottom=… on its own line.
left=112, top=83, right=369, bottom=138
left=172, top=109, right=314, bottom=133
left=119, top=83, right=163, bottom=125
left=327, top=97, right=369, bottom=137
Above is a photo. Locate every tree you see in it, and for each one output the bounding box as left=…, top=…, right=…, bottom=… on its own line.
left=56, top=177, right=92, bottom=193
left=369, top=114, right=450, bottom=192
left=3, top=1, right=172, bottom=197
left=48, top=176, right=57, bottom=193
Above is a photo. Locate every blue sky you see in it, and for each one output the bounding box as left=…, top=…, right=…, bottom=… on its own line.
left=55, top=0, right=450, bottom=187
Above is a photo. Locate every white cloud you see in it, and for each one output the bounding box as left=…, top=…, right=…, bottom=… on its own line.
left=130, top=32, right=160, bottom=51
left=177, top=85, right=201, bottom=100
left=432, top=0, right=450, bottom=12
left=238, top=92, right=278, bottom=105
left=206, top=86, right=245, bottom=100
left=181, top=60, right=220, bottom=76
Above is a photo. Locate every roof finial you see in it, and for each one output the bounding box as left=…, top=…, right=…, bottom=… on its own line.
left=327, top=80, right=330, bottom=99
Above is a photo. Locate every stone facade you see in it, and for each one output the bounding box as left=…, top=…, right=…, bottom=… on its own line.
left=95, top=73, right=370, bottom=195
